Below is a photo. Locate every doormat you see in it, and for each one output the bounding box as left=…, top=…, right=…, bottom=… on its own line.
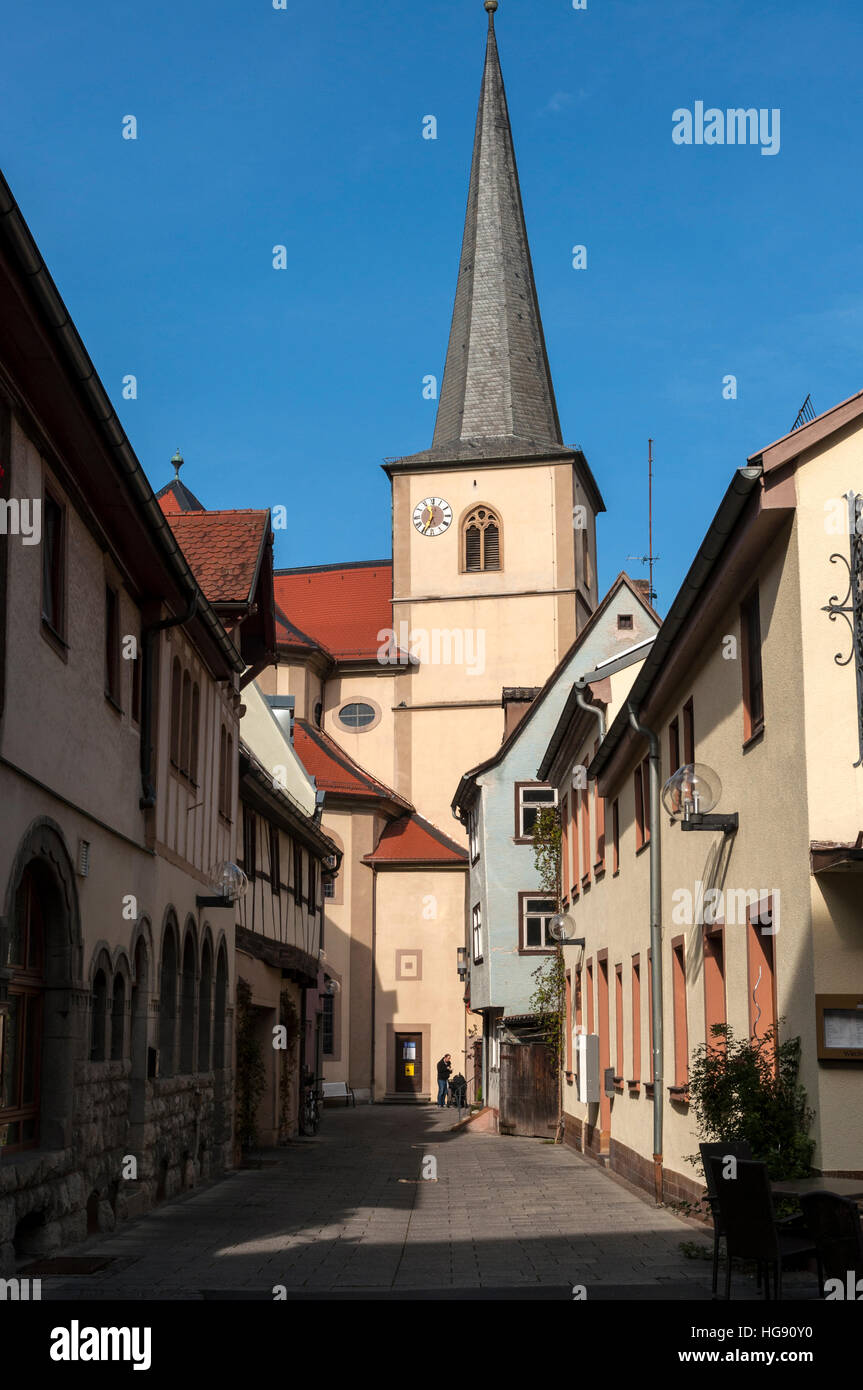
left=19, top=1257, right=115, bottom=1276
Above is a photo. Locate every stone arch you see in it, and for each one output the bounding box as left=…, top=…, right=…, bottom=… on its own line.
left=158, top=909, right=179, bottom=1077
left=198, top=926, right=214, bottom=1073
left=110, top=950, right=132, bottom=1062
left=88, top=945, right=113, bottom=1062
left=129, top=926, right=151, bottom=1124
left=213, top=937, right=229, bottom=1073
left=0, top=817, right=82, bottom=1152
left=179, top=917, right=198, bottom=1074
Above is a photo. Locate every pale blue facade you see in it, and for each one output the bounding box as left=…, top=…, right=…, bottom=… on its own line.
left=454, top=579, right=659, bottom=1106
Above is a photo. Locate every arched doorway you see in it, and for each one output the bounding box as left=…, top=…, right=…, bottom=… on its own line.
left=0, top=819, right=81, bottom=1154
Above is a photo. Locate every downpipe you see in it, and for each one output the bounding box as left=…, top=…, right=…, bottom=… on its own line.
left=628, top=701, right=664, bottom=1205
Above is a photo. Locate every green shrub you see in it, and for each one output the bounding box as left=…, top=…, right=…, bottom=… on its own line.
left=686, top=1021, right=814, bottom=1180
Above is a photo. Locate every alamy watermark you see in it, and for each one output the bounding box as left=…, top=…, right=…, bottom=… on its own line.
left=0, top=498, right=41, bottom=545
left=377, top=623, right=485, bottom=676
left=670, top=882, right=779, bottom=932
left=672, top=103, right=780, bottom=156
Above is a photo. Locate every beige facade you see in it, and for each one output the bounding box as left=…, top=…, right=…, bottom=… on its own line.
left=235, top=683, right=341, bottom=1146
left=541, top=399, right=863, bottom=1203
left=0, top=198, right=247, bottom=1270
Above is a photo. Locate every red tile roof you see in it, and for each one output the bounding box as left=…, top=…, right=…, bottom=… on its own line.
left=293, top=720, right=411, bottom=811
left=274, top=561, right=392, bottom=661
left=160, top=508, right=270, bottom=605
left=363, top=813, right=468, bottom=866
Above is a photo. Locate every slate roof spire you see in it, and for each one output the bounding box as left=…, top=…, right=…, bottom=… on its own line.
left=431, top=0, right=565, bottom=460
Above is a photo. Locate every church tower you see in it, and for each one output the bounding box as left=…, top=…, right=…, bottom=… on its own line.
left=386, top=0, right=604, bottom=831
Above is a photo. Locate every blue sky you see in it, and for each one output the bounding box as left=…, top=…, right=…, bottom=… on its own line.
left=4, top=0, right=863, bottom=609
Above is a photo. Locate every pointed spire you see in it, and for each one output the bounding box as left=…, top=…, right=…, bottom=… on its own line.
left=431, top=1, right=564, bottom=458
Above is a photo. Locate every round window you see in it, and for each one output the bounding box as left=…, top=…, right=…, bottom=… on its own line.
left=338, top=701, right=376, bottom=729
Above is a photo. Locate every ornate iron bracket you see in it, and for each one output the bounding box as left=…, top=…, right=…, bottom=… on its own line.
left=821, top=490, right=863, bottom=767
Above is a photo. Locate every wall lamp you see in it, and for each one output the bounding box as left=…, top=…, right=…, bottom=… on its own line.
left=662, top=764, right=738, bottom=835
left=549, top=915, right=585, bottom=948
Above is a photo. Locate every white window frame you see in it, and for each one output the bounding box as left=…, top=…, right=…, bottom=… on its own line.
left=520, top=894, right=558, bottom=952
left=472, top=903, right=483, bottom=963
left=517, top=783, right=557, bottom=839
left=468, top=808, right=479, bottom=862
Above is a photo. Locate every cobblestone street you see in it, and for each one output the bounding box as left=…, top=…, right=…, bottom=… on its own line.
left=34, top=1107, right=722, bottom=1301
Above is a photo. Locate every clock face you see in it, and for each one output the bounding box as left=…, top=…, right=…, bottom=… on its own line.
left=413, top=496, right=453, bottom=537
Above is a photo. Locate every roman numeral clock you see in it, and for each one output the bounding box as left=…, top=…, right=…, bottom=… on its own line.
left=413, top=497, right=453, bottom=537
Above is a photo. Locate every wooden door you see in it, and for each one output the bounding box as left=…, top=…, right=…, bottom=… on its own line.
left=499, top=1042, right=558, bottom=1137
left=395, top=1032, right=422, bottom=1094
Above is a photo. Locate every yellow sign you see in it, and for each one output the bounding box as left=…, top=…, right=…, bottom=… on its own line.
left=404, top=1063, right=414, bottom=1076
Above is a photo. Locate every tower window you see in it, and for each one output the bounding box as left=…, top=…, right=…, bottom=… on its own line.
left=463, top=507, right=501, bottom=572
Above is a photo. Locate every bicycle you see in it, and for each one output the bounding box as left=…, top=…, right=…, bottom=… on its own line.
left=300, top=1074, right=323, bottom=1135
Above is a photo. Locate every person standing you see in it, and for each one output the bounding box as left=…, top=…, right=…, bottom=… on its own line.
left=436, top=1053, right=452, bottom=1107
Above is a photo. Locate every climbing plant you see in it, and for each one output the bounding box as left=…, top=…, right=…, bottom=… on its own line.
left=277, top=987, right=301, bottom=1142
left=528, top=803, right=566, bottom=1136
left=531, top=804, right=561, bottom=900
left=235, top=977, right=266, bottom=1154
left=528, top=948, right=567, bottom=1072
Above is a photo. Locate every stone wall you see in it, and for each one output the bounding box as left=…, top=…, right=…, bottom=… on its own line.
left=0, top=1064, right=232, bottom=1275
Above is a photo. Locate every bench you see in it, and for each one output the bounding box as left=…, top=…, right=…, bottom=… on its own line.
left=322, top=1081, right=355, bottom=1107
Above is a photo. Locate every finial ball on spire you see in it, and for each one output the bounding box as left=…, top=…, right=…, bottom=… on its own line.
left=484, top=1, right=498, bottom=13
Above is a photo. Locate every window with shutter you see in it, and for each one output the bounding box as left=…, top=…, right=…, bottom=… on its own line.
left=484, top=523, right=500, bottom=569
left=465, top=525, right=481, bottom=571
left=462, top=506, right=502, bottom=572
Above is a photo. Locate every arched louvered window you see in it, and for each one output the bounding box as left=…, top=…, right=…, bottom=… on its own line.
left=180, top=671, right=192, bottom=775
left=463, top=507, right=501, bottom=572
left=190, top=683, right=200, bottom=783
left=170, top=658, right=182, bottom=765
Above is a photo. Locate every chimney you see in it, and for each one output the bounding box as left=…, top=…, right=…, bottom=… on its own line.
left=632, top=578, right=652, bottom=603
left=501, top=687, right=541, bottom=740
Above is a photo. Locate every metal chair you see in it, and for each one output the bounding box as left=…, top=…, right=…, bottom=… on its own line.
left=799, top=1190, right=863, bottom=1297
left=699, top=1141, right=753, bottom=1295
left=707, top=1157, right=816, bottom=1300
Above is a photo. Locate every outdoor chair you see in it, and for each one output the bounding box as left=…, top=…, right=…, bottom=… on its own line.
left=799, top=1190, right=863, bottom=1297
left=707, top=1157, right=816, bottom=1300
left=699, top=1141, right=753, bottom=1295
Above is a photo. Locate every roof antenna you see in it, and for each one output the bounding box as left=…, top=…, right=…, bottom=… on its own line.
left=791, top=393, right=815, bottom=432
left=627, top=437, right=659, bottom=607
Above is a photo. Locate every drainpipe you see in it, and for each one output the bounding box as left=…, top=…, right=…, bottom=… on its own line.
left=139, top=596, right=198, bottom=808
left=575, top=679, right=606, bottom=739
left=628, top=701, right=664, bottom=1206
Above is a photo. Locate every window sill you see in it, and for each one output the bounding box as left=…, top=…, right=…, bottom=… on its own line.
left=644, top=1082, right=655, bottom=1099
left=41, top=618, right=68, bottom=662
left=517, top=946, right=555, bottom=957
left=668, top=1085, right=690, bottom=1104
left=627, top=1080, right=640, bottom=1094
left=105, top=692, right=123, bottom=717
left=636, top=839, right=651, bottom=857
left=593, top=863, right=605, bottom=880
